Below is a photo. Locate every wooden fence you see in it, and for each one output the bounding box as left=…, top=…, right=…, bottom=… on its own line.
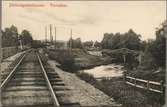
left=96, top=75, right=165, bottom=95
left=2, top=46, right=29, bottom=59
left=124, top=74, right=165, bottom=95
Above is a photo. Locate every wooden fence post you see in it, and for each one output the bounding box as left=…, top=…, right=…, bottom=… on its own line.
left=134, top=78, right=137, bottom=87
left=160, top=80, right=165, bottom=103
left=124, top=73, right=127, bottom=83
left=160, top=81, right=165, bottom=95
left=147, top=80, right=150, bottom=90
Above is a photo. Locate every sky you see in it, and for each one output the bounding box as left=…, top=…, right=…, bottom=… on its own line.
left=2, top=1, right=166, bottom=42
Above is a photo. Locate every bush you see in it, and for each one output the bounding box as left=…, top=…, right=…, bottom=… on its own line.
left=102, top=48, right=139, bottom=69
left=76, top=71, right=97, bottom=85
left=48, top=50, right=76, bottom=72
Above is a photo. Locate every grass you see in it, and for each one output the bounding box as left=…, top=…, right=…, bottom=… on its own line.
left=46, top=49, right=105, bottom=72
left=76, top=71, right=164, bottom=107
left=46, top=49, right=76, bottom=72
left=127, top=68, right=165, bottom=82
left=76, top=71, right=97, bottom=85
left=45, top=48, right=165, bottom=107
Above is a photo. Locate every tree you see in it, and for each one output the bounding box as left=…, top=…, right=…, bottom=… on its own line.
left=94, top=41, right=101, bottom=48
left=75, top=38, right=82, bottom=48
left=141, top=21, right=166, bottom=69
left=83, top=41, right=93, bottom=48
left=110, top=33, right=122, bottom=49
left=147, top=21, right=166, bottom=68
left=20, top=30, right=33, bottom=45
left=68, top=37, right=83, bottom=49
left=2, top=25, right=19, bottom=47
left=140, top=40, right=147, bottom=52
left=101, top=33, right=114, bottom=49
left=101, top=29, right=142, bottom=50
left=123, top=29, right=141, bottom=50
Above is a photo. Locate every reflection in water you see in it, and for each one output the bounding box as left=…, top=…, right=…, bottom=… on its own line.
left=88, top=51, right=102, bottom=56
left=83, top=64, right=124, bottom=78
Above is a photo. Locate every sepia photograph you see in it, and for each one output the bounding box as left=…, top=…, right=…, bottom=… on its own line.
left=0, top=0, right=166, bottom=107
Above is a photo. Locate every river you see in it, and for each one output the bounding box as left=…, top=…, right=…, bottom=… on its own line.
left=88, top=51, right=102, bottom=56
left=83, top=64, right=125, bottom=79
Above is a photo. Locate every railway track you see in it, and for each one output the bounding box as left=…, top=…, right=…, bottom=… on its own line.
left=1, top=49, right=79, bottom=107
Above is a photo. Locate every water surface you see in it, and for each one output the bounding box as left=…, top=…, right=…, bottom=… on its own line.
left=83, top=64, right=124, bottom=78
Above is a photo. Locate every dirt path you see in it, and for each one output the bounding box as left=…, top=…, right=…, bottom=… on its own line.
left=48, top=60, right=121, bottom=106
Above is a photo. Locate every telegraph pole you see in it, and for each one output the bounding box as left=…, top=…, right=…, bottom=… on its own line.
left=0, top=27, right=2, bottom=107
left=45, top=26, right=47, bottom=44
left=0, top=29, right=2, bottom=63
left=70, top=29, right=72, bottom=51
left=50, top=24, right=53, bottom=43
left=0, top=0, right=2, bottom=65
left=55, top=27, right=56, bottom=49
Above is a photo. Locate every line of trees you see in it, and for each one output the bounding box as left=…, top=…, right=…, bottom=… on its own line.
left=100, top=29, right=144, bottom=69
left=1, top=25, right=33, bottom=48
left=101, top=20, right=166, bottom=70
left=59, top=20, right=166, bottom=70
left=101, top=29, right=142, bottom=50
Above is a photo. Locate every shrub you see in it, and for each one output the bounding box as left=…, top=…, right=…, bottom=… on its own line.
left=76, top=71, right=97, bottom=85
left=48, top=50, right=76, bottom=72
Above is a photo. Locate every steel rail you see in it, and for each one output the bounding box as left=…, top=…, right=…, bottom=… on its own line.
left=36, top=52, right=60, bottom=106
left=0, top=51, right=28, bottom=90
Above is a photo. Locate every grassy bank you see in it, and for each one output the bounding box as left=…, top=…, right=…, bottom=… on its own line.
left=45, top=48, right=164, bottom=106
left=76, top=71, right=164, bottom=107
left=126, top=68, right=165, bottom=82
left=46, top=49, right=110, bottom=72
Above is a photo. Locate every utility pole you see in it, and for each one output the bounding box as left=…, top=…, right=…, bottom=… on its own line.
left=0, top=27, right=2, bottom=107
left=0, top=28, right=2, bottom=64
left=50, top=24, right=53, bottom=44
left=0, top=1, right=2, bottom=105
left=55, top=27, right=56, bottom=49
left=0, top=0, right=2, bottom=67
left=45, top=26, right=47, bottom=44
left=70, top=29, right=72, bottom=51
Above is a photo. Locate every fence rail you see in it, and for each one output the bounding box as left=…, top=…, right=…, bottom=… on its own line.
left=2, top=46, right=29, bottom=59
left=124, top=75, right=165, bottom=95
left=95, top=75, right=165, bottom=95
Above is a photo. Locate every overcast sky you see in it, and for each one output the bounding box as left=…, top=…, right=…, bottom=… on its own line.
left=2, top=1, right=166, bottom=42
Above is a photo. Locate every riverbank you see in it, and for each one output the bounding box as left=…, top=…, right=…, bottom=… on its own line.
left=46, top=49, right=113, bottom=72
left=46, top=48, right=164, bottom=83
left=76, top=72, right=164, bottom=107
left=46, top=48, right=164, bottom=106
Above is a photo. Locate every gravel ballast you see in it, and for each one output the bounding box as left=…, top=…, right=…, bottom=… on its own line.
left=48, top=60, right=121, bottom=106
left=1, top=51, right=25, bottom=73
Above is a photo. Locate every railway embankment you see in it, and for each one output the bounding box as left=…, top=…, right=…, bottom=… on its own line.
left=0, top=51, right=26, bottom=73
left=1, top=49, right=80, bottom=106
left=48, top=60, right=120, bottom=106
